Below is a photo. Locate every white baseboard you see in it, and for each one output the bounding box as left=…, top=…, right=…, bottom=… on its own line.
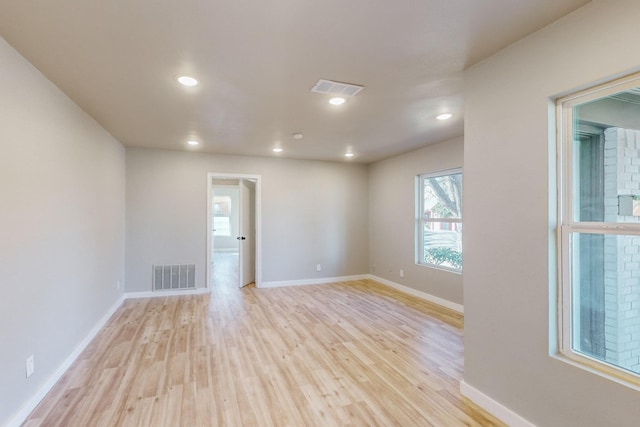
left=124, top=287, right=211, bottom=299
left=6, top=295, right=125, bottom=427
left=460, top=380, right=536, bottom=427
left=259, top=274, right=369, bottom=289
left=6, top=277, right=460, bottom=427
left=6, top=288, right=211, bottom=427
left=367, top=274, right=464, bottom=314
left=5, top=286, right=213, bottom=426
left=259, top=274, right=464, bottom=315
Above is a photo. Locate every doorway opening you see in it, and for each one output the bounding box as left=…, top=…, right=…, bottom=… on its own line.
left=207, top=173, right=261, bottom=289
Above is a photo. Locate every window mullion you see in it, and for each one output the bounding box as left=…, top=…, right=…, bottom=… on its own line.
left=565, top=222, right=640, bottom=234
left=424, top=218, right=462, bottom=223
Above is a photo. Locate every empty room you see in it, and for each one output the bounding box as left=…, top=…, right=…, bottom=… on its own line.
left=3, top=0, right=640, bottom=426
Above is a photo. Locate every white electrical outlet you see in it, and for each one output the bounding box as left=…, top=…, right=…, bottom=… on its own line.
left=316, top=264, right=322, bottom=272
left=400, top=269, right=404, bottom=278
left=372, top=264, right=376, bottom=272
left=116, top=280, right=120, bottom=290
left=26, top=355, right=34, bottom=378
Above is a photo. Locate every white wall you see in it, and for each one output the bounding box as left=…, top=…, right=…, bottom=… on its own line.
left=125, top=148, right=369, bottom=291
left=0, top=37, right=125, bottom=426
left=368, top=138, right=464, bottom=305
left=463, top=0, right=640, bottom=425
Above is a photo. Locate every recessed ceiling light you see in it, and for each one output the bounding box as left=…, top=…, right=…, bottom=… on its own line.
left=272, top=147, right=283, bottom=153
left=177, top=75, right=199, bottom=87
left=187, top=140, right=199, bottom=146
left=345, top=152, right=355, bottom=158
left=329, top=97, right=346, bottom=106
left=436, top=113, right=453, bottom=121
left=293, top=133, right=303, bottom=140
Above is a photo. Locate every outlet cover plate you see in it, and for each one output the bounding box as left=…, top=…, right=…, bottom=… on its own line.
left=26, top=355, right=34, bottom=378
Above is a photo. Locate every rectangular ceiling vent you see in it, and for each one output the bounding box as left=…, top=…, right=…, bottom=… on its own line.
left=310, top=79, right=365, bottom=97
left=152, top=264, right=196, bottom=291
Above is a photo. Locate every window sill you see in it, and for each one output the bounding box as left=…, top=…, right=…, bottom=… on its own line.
left=415, top=263, right=462, bottom=275
left=551, top=351, right=640, bottom=392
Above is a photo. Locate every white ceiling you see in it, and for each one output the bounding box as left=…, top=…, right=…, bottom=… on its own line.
left=0, top=0, right=590, bottom=163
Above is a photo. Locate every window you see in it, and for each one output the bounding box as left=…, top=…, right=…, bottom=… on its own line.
left=416, top=169, right=462, bottom=271
left=213, top=196, right=232, bottom=236
left=558, top=72, right=640, bottom=385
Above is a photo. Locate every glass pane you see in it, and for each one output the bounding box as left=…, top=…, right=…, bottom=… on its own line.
left=421, top=222, right=462, bottom=270
left=571, top=232, right=640, bottom=375
left=573, top=86, right=640, bottom=223
left=422, top=173, right=462, bottom=219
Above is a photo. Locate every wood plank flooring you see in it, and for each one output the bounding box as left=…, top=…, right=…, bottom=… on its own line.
left=23, top=279, right=504, bottom=426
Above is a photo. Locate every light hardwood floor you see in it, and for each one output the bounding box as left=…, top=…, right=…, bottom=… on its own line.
left=23, top=279, right=504, bottom=426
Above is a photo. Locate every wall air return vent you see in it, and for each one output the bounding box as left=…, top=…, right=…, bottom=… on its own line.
left=310, top=79, right=365, bottom=97
left=152, top=264, right=196, bottom=291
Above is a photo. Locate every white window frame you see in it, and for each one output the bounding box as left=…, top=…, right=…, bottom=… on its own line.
left=557, top=71, right=640, bottom=387
left=415, top=168, right=462, bottom=273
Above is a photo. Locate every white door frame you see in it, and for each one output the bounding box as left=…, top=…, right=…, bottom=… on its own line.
left=207, top=172, right=262, bottom=288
